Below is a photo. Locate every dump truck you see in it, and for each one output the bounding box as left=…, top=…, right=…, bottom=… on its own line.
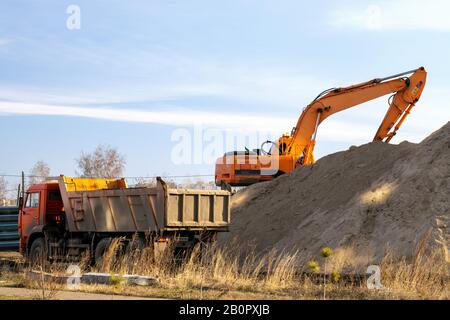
left=1, top=175, right=231, bottom=264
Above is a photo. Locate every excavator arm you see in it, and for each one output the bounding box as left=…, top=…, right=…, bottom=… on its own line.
left=289, top=67, right=427, bottom=164
left=215, top=67, right=427, bottom=187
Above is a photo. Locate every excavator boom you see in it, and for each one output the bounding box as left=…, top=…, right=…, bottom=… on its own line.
left=288, top=67, right=427, bottom=162
left=215, top=67, right=427, bottom=187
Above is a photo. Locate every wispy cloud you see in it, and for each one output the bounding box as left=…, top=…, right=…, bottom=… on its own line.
left=0, top=101, right=378, bottom=143
left=0, top=84, right=228, bottom=105
left=1, top=54, right=303, bottom=124
left=0, top=68, right=325, bottom=107
left=0, top=36, right=327, bottom=107
left=330, top=0, right=450, bottom=31
left=0, top=101, right=288, bottom=132
left=0, top=38, right=11, bottom=48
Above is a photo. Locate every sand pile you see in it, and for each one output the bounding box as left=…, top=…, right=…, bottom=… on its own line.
left=220, top=122, right=450, bottom=265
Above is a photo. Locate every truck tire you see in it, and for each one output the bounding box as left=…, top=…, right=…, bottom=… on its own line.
left=94, top=238, right=112, bottom=267
left=29, top=237, right=47, bottom=267
left=125, top=237, right=145, bottom=255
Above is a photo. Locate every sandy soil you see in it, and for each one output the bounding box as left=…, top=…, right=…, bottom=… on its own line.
left=220, top=122, right=450, bottom=266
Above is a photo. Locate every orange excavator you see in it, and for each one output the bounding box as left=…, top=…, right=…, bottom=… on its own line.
left=215, top=67, right=427, bottom=188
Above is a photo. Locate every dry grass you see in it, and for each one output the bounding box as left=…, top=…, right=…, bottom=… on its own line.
left=3, top=237, right=448, bottom=300
left=23, top=263, right=69, bottom=300
left=82, top=238, right=449, bottom=300
left=379, top=236, right=449, bottom=299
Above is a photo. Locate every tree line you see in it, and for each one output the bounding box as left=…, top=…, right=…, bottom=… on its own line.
left=1, top=144, right=215, bottom=203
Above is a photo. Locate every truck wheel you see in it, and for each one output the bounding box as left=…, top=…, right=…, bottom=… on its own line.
left=125, top=237, right=145, bottom=255
left=94, top=238, right=112, bottom=267
left=29, top=238, right=47, bottom=267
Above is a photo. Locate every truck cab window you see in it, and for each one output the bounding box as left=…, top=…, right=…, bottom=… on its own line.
left=25, top=192, right=40, bottom=208
left=48, top=190, right=62, bottom=201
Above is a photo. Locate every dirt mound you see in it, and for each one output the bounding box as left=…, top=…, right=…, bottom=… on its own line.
left=220, top=122, right=450, bottom=265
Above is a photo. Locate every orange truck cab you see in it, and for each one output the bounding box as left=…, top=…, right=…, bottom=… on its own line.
left=18, top=182, right=64, bottom=258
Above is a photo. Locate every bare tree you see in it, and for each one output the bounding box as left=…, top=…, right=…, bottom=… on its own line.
left=133, top=177, right=157, bottom=188
left=0, top=177, right=7, bottom=205
left=29, top=161, right=51, bottom=185
left=179, top=178, right=216, bottom=190
left=133, top=173, right=178, bottom=189
left=133, top=175, right=216, bottom=189
left=76, top=145, right=126, bottom=178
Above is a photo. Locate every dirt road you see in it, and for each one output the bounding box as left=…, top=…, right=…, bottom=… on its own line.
left=0, top=286, right=165, bottom=300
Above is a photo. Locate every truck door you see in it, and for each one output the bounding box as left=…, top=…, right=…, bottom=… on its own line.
left=20, top=192, right=41, bottom=243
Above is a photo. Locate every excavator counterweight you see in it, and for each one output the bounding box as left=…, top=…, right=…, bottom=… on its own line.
left=215, top=67, right=427, bottom=187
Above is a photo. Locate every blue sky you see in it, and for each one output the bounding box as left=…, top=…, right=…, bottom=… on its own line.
left=1, top=0, right=450, bottom=190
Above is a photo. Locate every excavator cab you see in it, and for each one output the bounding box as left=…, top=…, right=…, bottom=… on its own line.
left=259, top=134, right=292, bottom=156
left=277, top=134, right=293, bottom=155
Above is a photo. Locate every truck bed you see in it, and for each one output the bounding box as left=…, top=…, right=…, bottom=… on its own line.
left=59, top=177, right=230, bottom=233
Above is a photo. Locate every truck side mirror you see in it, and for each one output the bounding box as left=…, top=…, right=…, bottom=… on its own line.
left=18, top=196, right=24, bottom=208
